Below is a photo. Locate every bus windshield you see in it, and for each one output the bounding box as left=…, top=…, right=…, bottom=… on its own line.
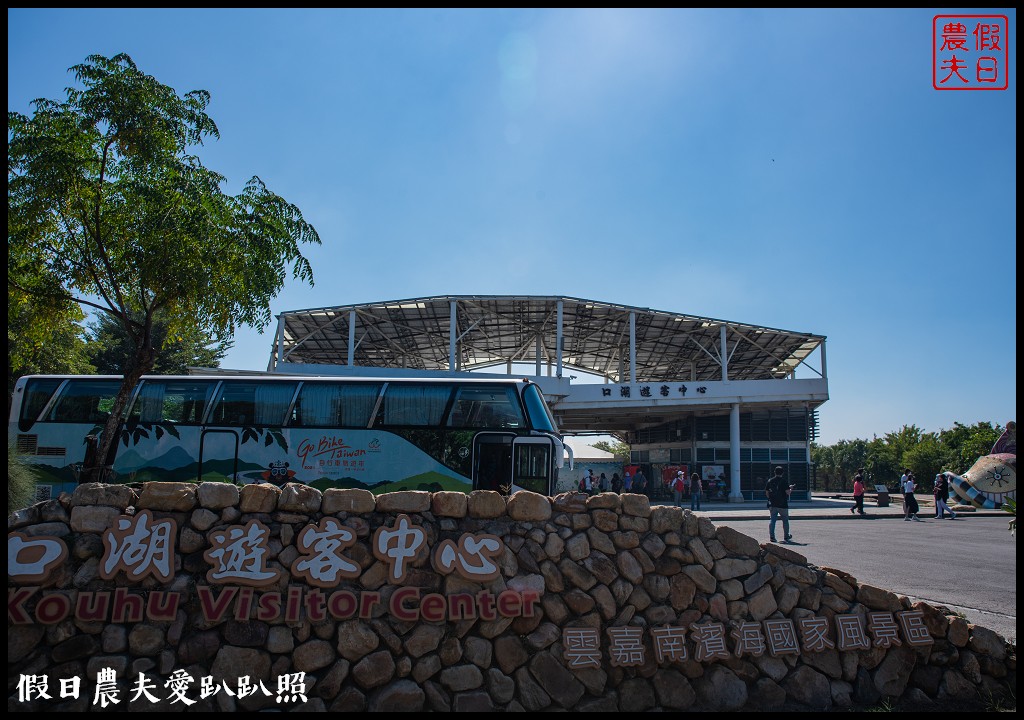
left=523, top=384, right=558, bottom=433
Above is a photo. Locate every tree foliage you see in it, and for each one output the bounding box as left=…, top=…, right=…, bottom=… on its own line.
left=8, top=289, right=94, bottom=393
left=592, top=439, right=630, bottom=461
left=937, top=421, right=1002, bottom=474
left=812, top=421, right=1009, bottom=492
left=8, top=53, right=321, bottom=476
left=87, top=309, right=232, bottom=376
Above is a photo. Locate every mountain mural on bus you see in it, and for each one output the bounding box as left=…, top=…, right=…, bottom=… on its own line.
left=100, top=423, right=477, bottom=493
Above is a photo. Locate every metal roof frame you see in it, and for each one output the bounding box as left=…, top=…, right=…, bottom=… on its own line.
left=268, top=295, right=826, bottom=384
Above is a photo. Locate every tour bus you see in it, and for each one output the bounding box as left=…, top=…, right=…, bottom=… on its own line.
left=10, top=374, right=571, bottom=500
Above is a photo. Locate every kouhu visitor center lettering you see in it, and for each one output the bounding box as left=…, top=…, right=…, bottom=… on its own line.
left=7, top=481, right=1015, bottom=711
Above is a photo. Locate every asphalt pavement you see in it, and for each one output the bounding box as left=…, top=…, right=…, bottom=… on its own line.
left=654, top=492, right=1016, bottom=644
left=648, top=492, right=1009, bottom=521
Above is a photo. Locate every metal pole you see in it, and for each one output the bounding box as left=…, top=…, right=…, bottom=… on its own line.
left=720, top=324, right=728, bottom=382
left=629, top=312, right=636, bottom=384
left=347, top=310, right=356, bottom=366
left=269, top=316, right=284, bottom=372
left=449, top=300, right=457, bottom=373
left=556, top=300, right=563, bottom=378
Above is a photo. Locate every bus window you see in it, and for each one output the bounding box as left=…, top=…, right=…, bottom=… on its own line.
left=19, top=378, right=63, bottom=431
left=292, top=382, right=382, bottom=427
left=130, top=381, right=217, bottom=424
left=447, top=386, right=524, bottom=428
left=514, top=442, right=551, bottom=495
left=47, top=380, right=123, bottom=424
left=375, top=384, right=452, bottom=427
left=523, top=384, right=558, bottom=433
left=209, top=382, right=297, bottom=426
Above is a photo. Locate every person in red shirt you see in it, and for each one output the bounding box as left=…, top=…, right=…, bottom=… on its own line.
left=672, top=471, right=685, bottom=507
left=851, top=469, right=866, bottom=516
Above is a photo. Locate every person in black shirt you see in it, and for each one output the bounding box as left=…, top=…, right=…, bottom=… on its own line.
left=765, top=466, right=793, bottom=543
left=611, top=473, right=622, bottom=494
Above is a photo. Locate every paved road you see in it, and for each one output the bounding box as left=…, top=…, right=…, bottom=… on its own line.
left=712, top=515, right=1017, bottom=644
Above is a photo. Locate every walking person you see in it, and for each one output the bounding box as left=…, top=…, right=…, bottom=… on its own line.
left=689, top=472, right=703, bottom=511
left=635, top=468, right=648, bottom=497
left=903, top=470, right=921, bottom=521
left=899, top=467, right=910, bottom=515
left=766, top=466, right=793, bottom=543
left=598, top=473, right=608, bottom=494
left=623, top=472, right=633, bottom=493
left=851, top=469, right=867, bottom=516
left=933, top=472, right=957, bottom=520
left=672, top=471, right=686, bottom=508
left=579, top=469, right=593, bottom=496
left=611, top=472, right=622, bottom=494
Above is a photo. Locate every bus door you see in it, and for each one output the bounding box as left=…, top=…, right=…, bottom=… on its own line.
left=511, top=435, right=556, bottom=496
left=199, top=429, right=240, bottom=484
left=472, top=432, right=514, bottom=493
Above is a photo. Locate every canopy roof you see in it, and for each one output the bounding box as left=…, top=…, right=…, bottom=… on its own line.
left=271, top=296, right=825, bottom=383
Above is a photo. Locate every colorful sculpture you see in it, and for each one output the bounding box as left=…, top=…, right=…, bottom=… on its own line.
left=946, top=421, right=1016, bottom=509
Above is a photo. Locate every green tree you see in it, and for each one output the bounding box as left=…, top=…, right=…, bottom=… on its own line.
left=938, top=421, right=1003, bottom=474
left=865, top=435, right=899, bottom=488
left=810, top=442, right=835, bottom=489
left=902, top=432, right=946, bottom=490
left=87, top=309, right=232, bottom=376
left=862, top=425, right=926, bottom=486
left=8, top=53, right=321, bottom=478
left=811, top=438, right=869, bottom=491
left=592, top=439, right=630, bottom=462
left=8, top=289, right=94, bottom=393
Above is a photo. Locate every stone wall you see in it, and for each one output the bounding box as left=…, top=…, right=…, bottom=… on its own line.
left=7, top=482, right=1017, bottom=712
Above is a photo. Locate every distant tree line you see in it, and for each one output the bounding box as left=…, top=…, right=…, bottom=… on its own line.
left=810, top=422, right=1004, bottom=492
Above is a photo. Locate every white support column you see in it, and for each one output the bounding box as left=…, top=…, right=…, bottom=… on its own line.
left=629, top=312, right=636, bottom=384
left=618, top=355, right=625, bottom=383
left=820, top=339, right=827, bottom=381
left=507, top=359, right=512, bottom=375
left=535, top=335, right=542, bottom=377
left=347, top=310, right=356, bottom=366
left=730, top=403, right=742, bottom=502
left=556, top=300, right=563, bottom=378
left=720, top=324, right=729, bottom=382
left=449, top=300, right=457, bottom=373
left=269, top=316, right=284, bottom=372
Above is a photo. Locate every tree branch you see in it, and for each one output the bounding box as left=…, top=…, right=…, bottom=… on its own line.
left=87, top=137, right=132, bottom=316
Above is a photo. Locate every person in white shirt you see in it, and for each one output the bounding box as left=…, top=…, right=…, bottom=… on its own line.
left=902, top=470, right=921, bottom=521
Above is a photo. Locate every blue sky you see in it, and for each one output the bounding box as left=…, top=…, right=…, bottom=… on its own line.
left=8, top=8, right=1016, bottom=446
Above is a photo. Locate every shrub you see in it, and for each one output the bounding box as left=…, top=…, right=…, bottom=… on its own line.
left=8, top=446, right=40, bottom=514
